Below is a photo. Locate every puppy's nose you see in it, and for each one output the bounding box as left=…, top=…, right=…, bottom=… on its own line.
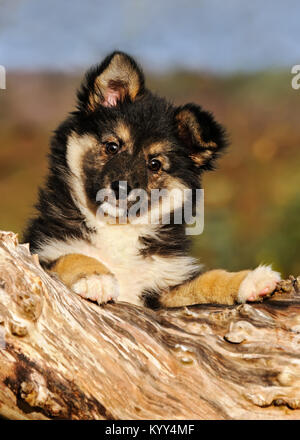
left=111, top=181, right=132, bottom=199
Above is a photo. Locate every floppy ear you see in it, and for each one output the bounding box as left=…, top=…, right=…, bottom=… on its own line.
left=77, top=51, right=145, bottom=111
left=175, top=104, right=227, bottom=169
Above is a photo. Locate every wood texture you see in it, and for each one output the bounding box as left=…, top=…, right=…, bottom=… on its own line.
left=0, top=230, right=299, bottom=420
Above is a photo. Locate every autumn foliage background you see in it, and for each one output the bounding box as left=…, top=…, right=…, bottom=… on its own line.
left=0, top=68, right=299, bottom=276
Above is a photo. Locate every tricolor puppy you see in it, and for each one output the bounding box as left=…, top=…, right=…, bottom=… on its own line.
left=23, top=51, right=281, bottom=308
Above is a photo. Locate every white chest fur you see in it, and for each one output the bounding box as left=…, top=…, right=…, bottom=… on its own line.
left=38, top=223, right=199, bottom=305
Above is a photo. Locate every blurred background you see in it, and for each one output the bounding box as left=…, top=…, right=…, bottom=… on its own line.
left=0, top=0, right=299, bottom=275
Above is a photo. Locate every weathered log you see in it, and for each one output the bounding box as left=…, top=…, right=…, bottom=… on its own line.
left=0, top=230, right=299, bottom=420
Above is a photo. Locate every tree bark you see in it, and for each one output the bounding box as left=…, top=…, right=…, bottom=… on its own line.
left=0, top=230, right=299, bottom=420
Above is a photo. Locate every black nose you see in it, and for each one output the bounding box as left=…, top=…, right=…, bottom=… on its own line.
left=111, top=181, right=132, bottom=199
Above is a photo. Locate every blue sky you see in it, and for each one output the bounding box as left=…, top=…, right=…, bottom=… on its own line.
left=0, top=0, right=299, bottom=72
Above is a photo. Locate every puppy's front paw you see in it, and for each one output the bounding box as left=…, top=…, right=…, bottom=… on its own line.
left=72, top=274, right=119, bottom=305
left=237, top=265, right=281, bottom=303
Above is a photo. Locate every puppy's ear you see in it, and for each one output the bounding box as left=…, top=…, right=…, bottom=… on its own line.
left=175, top=104, right=227, bottom=169
left=77, top=51, right=145, bottom=111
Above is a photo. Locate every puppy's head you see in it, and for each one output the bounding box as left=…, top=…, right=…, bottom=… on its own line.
left=60, top=52, right=227, bottom=222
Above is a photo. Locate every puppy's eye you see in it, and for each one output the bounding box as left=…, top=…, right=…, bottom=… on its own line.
left=148, top=159, right=161, bottom=172
left=105, top=142, right=119, bottom=155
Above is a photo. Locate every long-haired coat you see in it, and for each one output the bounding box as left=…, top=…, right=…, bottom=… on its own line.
left=23, top=52, right=281, bottom=308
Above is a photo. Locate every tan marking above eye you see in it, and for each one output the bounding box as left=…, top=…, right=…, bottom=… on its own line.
left=146, top=141, right=172, bottom=156
left=102, top=136, right=119, bottom=145
left=114, top=121, right=131, bottom=144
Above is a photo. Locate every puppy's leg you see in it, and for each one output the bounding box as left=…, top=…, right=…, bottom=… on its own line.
left=49, top=253, right=119, bottom=304
left=160, top=266, right=281, bottom=307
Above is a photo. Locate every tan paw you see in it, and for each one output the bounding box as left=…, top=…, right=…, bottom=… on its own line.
left=237, top=265, right=281, bottom=303
left=72, top=274, right=119, bottom=305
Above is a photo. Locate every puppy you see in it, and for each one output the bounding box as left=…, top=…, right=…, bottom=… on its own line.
left=23, top=51, right=281, bottom=308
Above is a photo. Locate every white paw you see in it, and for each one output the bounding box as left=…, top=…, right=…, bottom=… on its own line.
left=237, top=265, right=281, bottom=303
left=72, top=274, right=119, bottom=305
